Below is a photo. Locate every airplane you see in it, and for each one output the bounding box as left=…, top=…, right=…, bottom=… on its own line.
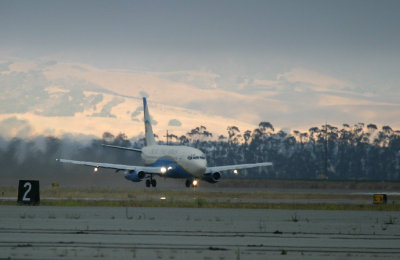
left=58, top=97, right=272, bottom=187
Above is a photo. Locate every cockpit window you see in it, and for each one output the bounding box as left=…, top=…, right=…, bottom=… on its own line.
left=188, top=155, right=206, bottom=160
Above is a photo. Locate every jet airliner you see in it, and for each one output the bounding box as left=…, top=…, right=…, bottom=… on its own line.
left=58, top=98, right=272, bottom=187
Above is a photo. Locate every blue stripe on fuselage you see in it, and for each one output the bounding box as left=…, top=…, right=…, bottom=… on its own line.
left=147, top=157, right=194, bottom=179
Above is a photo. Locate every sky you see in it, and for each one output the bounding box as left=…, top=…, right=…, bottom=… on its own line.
left=0, top=0, right=399, bottom=138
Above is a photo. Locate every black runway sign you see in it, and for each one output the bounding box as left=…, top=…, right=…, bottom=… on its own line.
left=18, top=180, right=40, bottom=205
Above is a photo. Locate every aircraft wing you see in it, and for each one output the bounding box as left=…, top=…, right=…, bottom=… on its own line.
left=57, top=159, right=162, bottom=174
left=205, top=162, right=272, bottom=173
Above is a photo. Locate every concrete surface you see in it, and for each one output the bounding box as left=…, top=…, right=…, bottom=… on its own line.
left=0, top=206, right=399, bottom=259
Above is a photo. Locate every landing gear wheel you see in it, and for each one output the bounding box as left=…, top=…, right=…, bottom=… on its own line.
left=151, top=179, right=157, bottom=187
left=146, top=179, right=151, bottom=187
left=185, top=180, right=191, bottom=188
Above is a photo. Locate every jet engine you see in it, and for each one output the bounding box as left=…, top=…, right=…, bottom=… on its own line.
left=124, top=170, right=145, bottom=182
left=202, top=171, right=221, bottom=183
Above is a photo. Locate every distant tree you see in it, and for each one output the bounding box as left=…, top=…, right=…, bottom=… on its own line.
left=243, top=130, right=252, bottom=144
left=277, top=130, right=287, bottom=139
left=366, top=124, right=378, bottom=139
left=102, top=132, right=114, bottom=143
left=114, top=133, right=130, bottom=147
left=227, top=126, right=240, bottom=144
left=227, top=126, right=240, bottom=139
left=187, top=126, right=212, bottom=141
left=308, top=127, right=319, bottom=143
left=259, top=121, right=274, bottom=132
left=383, top=125, right=393, bottom=134
left=367, top=124, right=377, bottom=131
left=1, top=121, right=399, bottom=183
left=251, top=128, right=263, bottom=141
left=179, top=135, right=189, bottom=145
left=299, top=132, right=308, bottom=144
left=168, top=133, right=178, bottom=143
left=309, top=127, right=319, bottom=134
left=218, top=135, right=227, bottom=142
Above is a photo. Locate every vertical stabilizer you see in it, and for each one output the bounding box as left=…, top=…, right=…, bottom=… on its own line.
left=143, top=97, right=157, bottom=146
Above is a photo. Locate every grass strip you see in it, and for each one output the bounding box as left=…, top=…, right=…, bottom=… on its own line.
left=1, top=199, right=399, bottom=211
left=3, top=187, right=397, bottom=200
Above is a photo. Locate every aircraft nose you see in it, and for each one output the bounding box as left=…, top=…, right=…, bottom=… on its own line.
left=193, top=160, right=207, bottom=175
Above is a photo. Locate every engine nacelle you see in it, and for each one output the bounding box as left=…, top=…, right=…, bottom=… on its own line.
left=124, top=170, right=145, bottom=182
left=202, top=172, right=221, bottom=183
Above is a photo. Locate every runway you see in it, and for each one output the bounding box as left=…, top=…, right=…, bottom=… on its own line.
left=1, top=206, right=399, bottom=259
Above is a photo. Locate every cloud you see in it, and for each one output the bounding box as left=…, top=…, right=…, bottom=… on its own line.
left=90, top=97, right=124, bottom=118
left=155, top=70, right=220, bottom=90
left=237, top=77, right=250, bottom=90
left=0, top=116, right=33, bottom=138
left=39, top=60, right=57, bottom=68
left=277, top=68, right=354, bottom=91
left=71, top=65, right=88, bottom=72
left=0, top=58, right=398, bottom=139
left=168, top=119, right=182, bottom=127
left=41, top=61, right=267, bottom=122
left=40, top=88, right=87, bottom=116
left=139, top=91, right=149, bottom=98
left=0, top=61, right=12, bottom=72
left=130, top=106, right=143, bottom=122
left=0, top=70, right=49, bottom=114
left=317, top=94, right=400, bottom=107
left=252, top=79, right=279, bottom=87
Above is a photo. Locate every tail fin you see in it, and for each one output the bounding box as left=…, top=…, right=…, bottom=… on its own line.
left=143, top=97, right=157, bottom=146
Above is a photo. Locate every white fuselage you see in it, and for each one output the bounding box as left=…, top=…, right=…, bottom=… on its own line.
left=141, top=145, right=207, bottom=178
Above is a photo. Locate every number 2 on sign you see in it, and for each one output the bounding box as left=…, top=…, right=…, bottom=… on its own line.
left=22, top=182, right=32, bottom=201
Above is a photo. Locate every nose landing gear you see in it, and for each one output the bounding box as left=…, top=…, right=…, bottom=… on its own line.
left=185, top=179, right=198, bottom=188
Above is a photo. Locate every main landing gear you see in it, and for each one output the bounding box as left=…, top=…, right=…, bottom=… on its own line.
left=145, top=176, right=157, bottom=188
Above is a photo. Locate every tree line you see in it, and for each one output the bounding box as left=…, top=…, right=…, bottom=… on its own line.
left=0, top=122, right=399, bottom=181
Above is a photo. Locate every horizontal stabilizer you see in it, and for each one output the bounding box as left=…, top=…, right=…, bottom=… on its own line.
left=102, top=144, right=142, bottom=153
